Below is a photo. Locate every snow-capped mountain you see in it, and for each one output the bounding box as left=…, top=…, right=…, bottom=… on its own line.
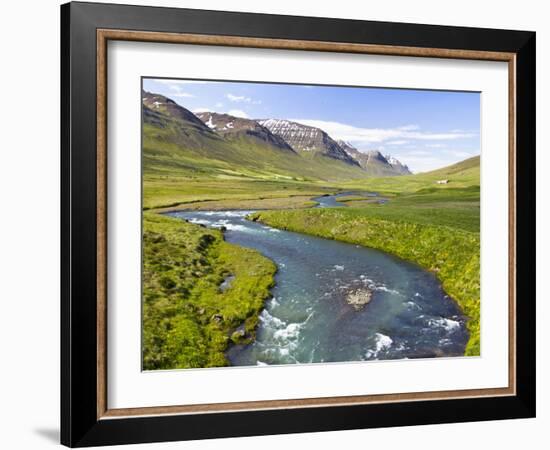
left=337, top=140, right=412, bottom=176
left=196, top=112, right=295, bottom=152
left=259, top=119, right=359, bottom=166
left=142, top=90, right=412, bottom=178
left=385, top=154, right=412, bottom=175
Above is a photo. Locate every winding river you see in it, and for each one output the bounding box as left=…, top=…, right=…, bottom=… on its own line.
left=312, top=191, right=383, bottom=208
left=167, top=193, right=468, bottom=366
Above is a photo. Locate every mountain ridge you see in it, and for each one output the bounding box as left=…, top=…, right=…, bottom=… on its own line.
left=142, top=92, right=370, bottom=182
left=258, top=119, right=360, bottom=167
left=142, top=91, right=414, bottom=180
left=196, top=112, right=296, bottom=154
left=337, top=140, right=411, bottom=176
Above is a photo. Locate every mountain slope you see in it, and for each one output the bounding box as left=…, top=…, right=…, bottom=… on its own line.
left=259, top=119, right=359, bottom=166
left=385, top=155, right=412, bottom=175
left=196, top=112, right=296, bottom=153
left=142, top=92, right=370, bottom=182
left=338, top=141, right=411, bottom=176
left=423, top=155, right=480, bottom=177
left=143, top=91, right=211, bottom=131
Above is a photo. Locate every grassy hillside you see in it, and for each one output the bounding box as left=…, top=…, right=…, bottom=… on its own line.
left=142, top=213, right=276, bottom=370
left=142, top=92, right=371, bottom=191
left=340, top=156, right=480, bottom=195
left=143, top=121, right=371, bottom=182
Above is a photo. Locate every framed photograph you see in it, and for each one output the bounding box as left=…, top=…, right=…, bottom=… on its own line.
left=61, top=1, right=536, bottom=447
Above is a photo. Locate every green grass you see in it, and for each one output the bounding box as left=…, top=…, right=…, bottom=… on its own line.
left=142, top=213, right=276, bottom=370
left=154, top=195, right=320, bottom=212
left=340, top=156, right=480, bottom=196
left=143, top=177, right=333, bottom=210
left=341, top=187, right=480, bottom=232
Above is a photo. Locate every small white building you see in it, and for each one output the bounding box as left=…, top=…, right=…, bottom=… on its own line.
left=436, top=179, right=449, bottom=184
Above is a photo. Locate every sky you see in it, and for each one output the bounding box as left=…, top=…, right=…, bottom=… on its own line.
left=143, top=77, right=480, bottom=173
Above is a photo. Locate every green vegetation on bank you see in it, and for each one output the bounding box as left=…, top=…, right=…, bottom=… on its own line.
left=340, top=186, right=480, bottom=232
left=142, top=213, right=276, bottom=370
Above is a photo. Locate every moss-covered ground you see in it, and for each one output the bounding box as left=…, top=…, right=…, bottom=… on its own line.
left=142, top=213, right=276, bottom=370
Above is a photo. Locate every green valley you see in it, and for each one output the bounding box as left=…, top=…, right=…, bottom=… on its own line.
left=141, top=87, right=481, bottom=369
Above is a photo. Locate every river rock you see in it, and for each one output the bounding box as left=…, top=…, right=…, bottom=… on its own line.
left=230, top=329, right=247, bottom=343
left=346, top=289, right=373, bottom=310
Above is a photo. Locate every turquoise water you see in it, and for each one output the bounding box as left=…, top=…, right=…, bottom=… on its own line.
left=168, top=203, right=468, bottom=366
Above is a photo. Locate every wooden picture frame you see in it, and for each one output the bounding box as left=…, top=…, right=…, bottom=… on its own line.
left=61, top=1, right=535, bottom=447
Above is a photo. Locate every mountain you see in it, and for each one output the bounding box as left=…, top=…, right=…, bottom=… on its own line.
left=385, top=155, right=412, bottom=175
left=259, top=119, right=359, bottom=167
left=196, top=112, right=295, bottom=153
left=143, top=91, right=212, bottom=134
left=337, top=141, right=370, bottom=167
left=338, top=141, right=411, bottom=176
left=142, top=91, right=415, bottom=181
left=142, top=92, right=369, bottom=182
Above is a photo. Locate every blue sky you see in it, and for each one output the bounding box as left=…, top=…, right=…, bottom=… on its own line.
left=143, top=78, right=480, bottom=172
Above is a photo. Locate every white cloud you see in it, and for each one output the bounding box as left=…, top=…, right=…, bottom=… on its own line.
left=227, top=109, right=249, bottom=118
left=444, top=150, right=477, bottom=158
left=191, top=107, right=249, bottom=118
left=215, top=102, right=224, bottom=108
left=289, top=119, right=477, bottom=146
left=153, top=80, right=197, bottom=99
left=226, top=93, right=248, bottom=102
left=384, top=149, right=479, bottom=173
left=398, top=155, right=454, bottom=173
left=398, top=124, right=420, bottom=131
left=226, top=93, right=261, bottom=104
left=386, top=140, right=409, bottom=146
left=171, top=92, right=195, bottom=98
left=285, top=117, right=478, bottom=172
left=156, top=79, right=207, bottom=85
left=406, top=150, right=432, bottom=156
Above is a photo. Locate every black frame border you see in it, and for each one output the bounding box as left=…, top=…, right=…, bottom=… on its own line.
left=61, top=1, right=536, bottom=447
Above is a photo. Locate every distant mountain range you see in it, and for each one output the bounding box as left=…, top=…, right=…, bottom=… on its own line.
left=142, top=91, right=411, bottom=181
left=337, top=141, right=411, bottom=176
left=257, top=119, right=359, bottom=166
left=195, top=112, right=296, bottom=153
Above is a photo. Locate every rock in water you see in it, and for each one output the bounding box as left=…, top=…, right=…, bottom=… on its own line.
left=346, top=289, right=373, bottom=310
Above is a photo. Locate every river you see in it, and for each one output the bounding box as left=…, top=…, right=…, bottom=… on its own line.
left=167, top=194, right=468, bottom=366
left=312, top=191, right=384, bottom=208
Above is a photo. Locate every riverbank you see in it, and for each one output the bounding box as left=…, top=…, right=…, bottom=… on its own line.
left=142, top=213, right=276, bottom=370
left=249, top=208, right=480, bottom=356
left=177, top=209, right=469, bottom=365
